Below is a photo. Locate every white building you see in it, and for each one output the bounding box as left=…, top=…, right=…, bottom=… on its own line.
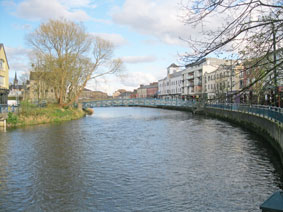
left=182, top=58, right=229, bottom=100
left=203, top=63, right=243, bottom=101
left=158, top=63, right=184, bottom=99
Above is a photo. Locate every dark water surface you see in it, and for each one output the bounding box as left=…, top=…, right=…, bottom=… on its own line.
left=0, top=107, right=282, bottom=211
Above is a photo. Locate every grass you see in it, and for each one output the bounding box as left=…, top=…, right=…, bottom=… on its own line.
left=7, top=102, right=86, bottom=128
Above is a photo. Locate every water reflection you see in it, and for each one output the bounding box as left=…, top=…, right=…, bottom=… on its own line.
left=0, top=107, right=282, bottom=211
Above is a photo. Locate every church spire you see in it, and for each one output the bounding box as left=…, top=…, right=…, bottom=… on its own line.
left=14, top=72, right=18, bottom=86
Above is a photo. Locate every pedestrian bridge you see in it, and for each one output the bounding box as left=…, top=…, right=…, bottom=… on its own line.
left=82, top=98, right=283, bottom=123
left=0, top=99, right=282, bottom=123
left=82, top=98, right=194, bottom=108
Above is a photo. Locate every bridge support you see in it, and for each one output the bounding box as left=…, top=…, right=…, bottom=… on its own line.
left=0, top=113, right=7, bottom=130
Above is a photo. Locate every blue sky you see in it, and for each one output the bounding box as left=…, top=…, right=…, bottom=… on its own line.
left=0, top=0, right=194, bottom=95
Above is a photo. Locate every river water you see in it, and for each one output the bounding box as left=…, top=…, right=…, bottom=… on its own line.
left=0, top=107, right=282, bottom=211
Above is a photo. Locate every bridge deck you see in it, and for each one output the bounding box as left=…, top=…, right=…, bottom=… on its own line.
left=82, top=98, right=193, bottom=108
left=82, top=98, right=283, bottom=123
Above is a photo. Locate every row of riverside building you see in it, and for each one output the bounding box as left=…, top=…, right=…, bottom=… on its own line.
left=119, top=57, right=282, bottom=105
left=1, top=41, right=282, bottom=106
left=116, top=58, right=245, bottom=102
left=158, top=58, right=282, bottom=105
left=159, top=58, right=242, bottom=101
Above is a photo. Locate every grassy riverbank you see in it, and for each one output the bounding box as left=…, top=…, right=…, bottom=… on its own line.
left=7, top=103, right=86, bottom=128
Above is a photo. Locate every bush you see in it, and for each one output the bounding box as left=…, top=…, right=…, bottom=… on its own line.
left=7, top=112, right=18, bottom=125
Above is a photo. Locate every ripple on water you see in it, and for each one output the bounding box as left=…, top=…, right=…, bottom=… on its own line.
left=0, top=107, right=282, bottom=211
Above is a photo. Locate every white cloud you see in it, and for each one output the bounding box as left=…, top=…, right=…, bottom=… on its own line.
left=91, top=33, right=128, bottom=47
left=6, top=46, right=31, bottom=60
left=12, top=23, right=32, bottom=31
left=1, top=0, right=16, bottom=7
left=59, top=0, right=96, bottom=8
left=13, top=0, right=91, bottom=21
left=111, top=0, right=191, bottom=46
left=111, top=0, right=234, bottom=47
left=121, top=55, right=157, bottom=64
left=86, top=75, right=128, bottom=95
left=86, top=71, right=158, bottom=95
left=5, top=46, right=31, bottom=74
left=119, top=72, right=157, bottom=87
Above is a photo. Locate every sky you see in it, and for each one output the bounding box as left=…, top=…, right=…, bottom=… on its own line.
left=0, top=0, right=196, bottom=95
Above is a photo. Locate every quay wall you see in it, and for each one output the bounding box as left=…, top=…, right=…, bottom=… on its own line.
left=0, top=113, right=7, bottom=128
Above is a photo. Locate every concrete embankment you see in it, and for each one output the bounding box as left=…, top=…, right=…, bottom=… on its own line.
left=0, top=113, right=7, bottom=128
left=203, top=107, right=283, bottom=166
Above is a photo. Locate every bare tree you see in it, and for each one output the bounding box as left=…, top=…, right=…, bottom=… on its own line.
left=180, top=0, right=283, bottom=105
left=27, top=19, right=122, bottom=107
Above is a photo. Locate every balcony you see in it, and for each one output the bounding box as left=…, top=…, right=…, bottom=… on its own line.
left=194, top=86, right=202, bottom=93
left=186, top=74, right=194, bottom=80
left=195, top=71, right=202, bottom=78
left=195, top=79, right=202, bottom=86
left=189, top=87, right=194, bottom=94
left=188, top=81, right=194, bottom=87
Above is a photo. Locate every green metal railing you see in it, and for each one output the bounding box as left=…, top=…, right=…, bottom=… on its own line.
left=206, top=103, right=283, bottom=123
left=0, top=104, right=18, bottom=113
left=2, top=99, right=280, bottom=123
left=82, top=98, right=194, bottom=108
left=83, top=98, right=283, bottom=123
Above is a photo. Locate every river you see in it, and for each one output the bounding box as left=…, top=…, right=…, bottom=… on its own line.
left=0, top=107, right=282, bottom=211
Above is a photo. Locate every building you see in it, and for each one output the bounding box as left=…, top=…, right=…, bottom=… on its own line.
left=119, top=91, right=133, bottom=99
left=112, top=89, right=135, bottom=99
left=130, top=89, right=137, bottom=98
left=113, top=89, right=127, bottom=99
left=0, top=44, right=9, bottom=104
left=8, top=72, right=27, bottom=104
left=146, top=82, right=158, bottom=98
left=27, top=71, right=56, bottom=103
left=79, top=88, right=109, bottom=101
left=136, top=82, right=158, bottom=98
left=137, top=85, right=147, bottom=98
left=239, top=50, right=283, bottom=106
left=182, top=58, right=229, bottom=100
left=203, top=63, right=243, bottom=102
left=158, top=63, right=184, bottom=99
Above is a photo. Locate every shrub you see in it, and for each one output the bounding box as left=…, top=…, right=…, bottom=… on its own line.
left=7, top=112, right=18, bottom=125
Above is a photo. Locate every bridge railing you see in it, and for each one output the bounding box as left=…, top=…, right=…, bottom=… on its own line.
left=206, top=103, right=283, bottom=123
left=0, top=104, right=8, bottom=113
left=83, top=98, right=282, bottom=123
left=0, top=104, right=19, bottom=114
left=83, top=98, right=195, bottom=108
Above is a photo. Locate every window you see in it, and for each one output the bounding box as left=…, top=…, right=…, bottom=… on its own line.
left=0, top=60, right=3, bottom=70
left=0, top=76, right=4, bottom=86
left=240, top=80, right=244, bottom=88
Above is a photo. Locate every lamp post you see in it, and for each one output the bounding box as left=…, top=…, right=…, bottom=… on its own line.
left=272, top=22, right=278, bottom=107
left=230, top=59, right=233, bottom=103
